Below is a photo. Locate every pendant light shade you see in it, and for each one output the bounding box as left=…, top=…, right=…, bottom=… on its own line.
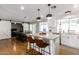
left=36, top=8, right=41, bottom=21
left=46, top=14, right=52, bottom=19
left=0, top=19, right=1, bottom=21
left=65, top=11, right=71, bottom=15
left=36, top=17, right=41, bottom=19
left=46, top=4, right=52, bottom=19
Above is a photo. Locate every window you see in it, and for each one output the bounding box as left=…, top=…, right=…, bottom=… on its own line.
left=22, top=23, right=36, bottom=34
left=39, top=22, right=48, bottom=32
left=22, top=23, right=29, bottom=32
left=29, top=23, right=36, bottom=34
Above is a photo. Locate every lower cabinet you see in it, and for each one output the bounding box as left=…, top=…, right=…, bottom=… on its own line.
left=61, top=33, right=79, bottom=49
left=61, top=34, right=70, bottom=46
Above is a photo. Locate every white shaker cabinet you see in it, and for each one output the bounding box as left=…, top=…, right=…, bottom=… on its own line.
left=68, top=35, right=77, bottom=48
left=76, top=35, right=79, bottom=49
left=61, top=33, right=79, bottom=49
left=61, top=34, right=70, bottom=46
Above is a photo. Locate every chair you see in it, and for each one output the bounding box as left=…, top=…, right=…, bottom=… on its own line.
left=35, top=38, right=49, bottom=55
left=27, top=35, right=35, bottom=47
left=27, top=35, right=36, bottom=54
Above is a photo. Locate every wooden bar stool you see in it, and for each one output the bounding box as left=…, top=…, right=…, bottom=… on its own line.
left=35, top=38, right=49, bottom=55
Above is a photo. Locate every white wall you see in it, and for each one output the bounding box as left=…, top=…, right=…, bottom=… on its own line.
left=0, top=20, right=11, bottom=40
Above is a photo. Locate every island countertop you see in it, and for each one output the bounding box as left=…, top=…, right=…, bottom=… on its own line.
left=33, top=33, right=59, bottom=40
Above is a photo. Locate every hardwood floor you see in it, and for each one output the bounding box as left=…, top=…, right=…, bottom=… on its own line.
left=0, top=38, right=26, bottom=55
left=0, top=37, right=41, bottom=55
left=59, top=45, right=79, bottom=55
left=0, top=38, right=79, bottom=55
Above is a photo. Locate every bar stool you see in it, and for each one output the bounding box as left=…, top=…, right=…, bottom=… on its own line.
left=35, top=38, right=49, bottom=55
left=27, top=35, right=35, bottom=54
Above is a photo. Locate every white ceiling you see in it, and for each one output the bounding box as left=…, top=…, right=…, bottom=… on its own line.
left=0, top=4, right=79, bottom=22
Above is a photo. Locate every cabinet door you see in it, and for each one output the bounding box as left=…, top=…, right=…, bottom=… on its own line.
left=61, top=34, right=79, bottom=49
left=65, top=35, right=70, bottom=46
left=69, top=35, right=79, bottom=49
left=77, top=35, right=79, bottom=49
left=61, top=34, right=65, bottom=44
left=68, top=35, right=76, bottom=48
left=61, top=34, right=69, bottom=45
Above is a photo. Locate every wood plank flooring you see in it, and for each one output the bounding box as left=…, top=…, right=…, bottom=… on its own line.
left=0, top=37, right=41, bottom=55
left=0, top=38, right=26, bottom=55
left=59, top=45, right=79, bottom=55
left=0, top=37, right=79, bottom=55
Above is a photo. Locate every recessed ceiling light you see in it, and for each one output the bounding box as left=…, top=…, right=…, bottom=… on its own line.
left=73, top=5, right=78, bottom=8
left=20, top=6, right=24, bottom=10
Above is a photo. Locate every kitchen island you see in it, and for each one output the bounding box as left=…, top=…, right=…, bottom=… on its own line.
left=27, top=33, right=60, bottom=55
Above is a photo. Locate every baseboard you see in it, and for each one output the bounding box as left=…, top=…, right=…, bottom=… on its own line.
left=61, top=44, right=79, bottom=50
left=0, top=37, right=11, bottom=41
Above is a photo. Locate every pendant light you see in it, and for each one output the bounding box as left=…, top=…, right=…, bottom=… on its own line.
left=46, top=4, right=52, bottom=19
left=36, top=8, right=41, bottom=21
left=0, top=19, right=1, bottom=21
left=65, top=11, right=71, bottom=15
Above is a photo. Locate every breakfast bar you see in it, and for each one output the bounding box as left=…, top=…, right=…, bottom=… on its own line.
left=27, top=33, right=60, bottom=55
